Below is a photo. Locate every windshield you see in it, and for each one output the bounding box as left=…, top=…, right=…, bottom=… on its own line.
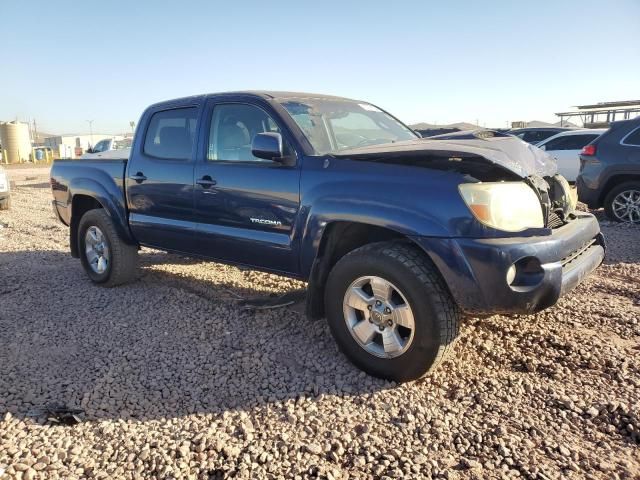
left=278, top=98, right=417, bottom=155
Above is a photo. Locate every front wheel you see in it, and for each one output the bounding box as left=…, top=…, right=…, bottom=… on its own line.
left=324, top=242, right=460, bottom=382
left=604, top=181, right=640, bottom=223
left=78, top=209, right=139, bottom=286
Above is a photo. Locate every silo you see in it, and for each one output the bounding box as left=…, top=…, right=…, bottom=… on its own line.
left=0, top=121, right=31, bottom=164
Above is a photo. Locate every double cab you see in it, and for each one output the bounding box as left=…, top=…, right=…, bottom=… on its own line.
left=51, top=91, right=605, bottom=381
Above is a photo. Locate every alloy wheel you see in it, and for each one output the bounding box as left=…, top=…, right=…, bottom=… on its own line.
left=342, top=276, right=416, bottom=358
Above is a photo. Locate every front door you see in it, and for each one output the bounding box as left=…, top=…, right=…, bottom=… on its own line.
left=127, top=106, right=199, bottom=253
left=193, top=101, right=301, bottom=274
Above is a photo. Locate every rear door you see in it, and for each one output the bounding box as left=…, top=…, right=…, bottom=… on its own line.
left=126, top=105, right=200, bottom=253
left=192, top=99, right=302, bottom=274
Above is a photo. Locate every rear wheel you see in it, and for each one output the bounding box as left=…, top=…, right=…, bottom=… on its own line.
left=78, top=209, right=139, bottom=286
left=324, top=241, right=460, bottom=382
left=604, top=181, right=640, bottom=223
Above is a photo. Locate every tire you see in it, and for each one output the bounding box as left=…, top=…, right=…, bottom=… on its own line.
left=0, top=196, right=10, bottom=210
left=324, top=241, right=460, bottom=382
left=604, top=181, right=640, bottom=223
left=78, top=209, right=139, bottom=286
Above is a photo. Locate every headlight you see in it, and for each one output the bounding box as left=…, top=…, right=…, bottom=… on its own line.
left=556, top=174, right=577, bottom=212
left=459, top=182, right=544, bottom=232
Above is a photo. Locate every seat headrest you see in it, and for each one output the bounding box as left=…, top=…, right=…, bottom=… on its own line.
left=157, top=126, right=191, bottom=158
left=219, top=123, right=250, bottom=149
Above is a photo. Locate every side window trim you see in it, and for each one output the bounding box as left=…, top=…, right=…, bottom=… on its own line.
left=142, top=105, right=200, bottom=162
left=620, top=126, right=640, bottom=147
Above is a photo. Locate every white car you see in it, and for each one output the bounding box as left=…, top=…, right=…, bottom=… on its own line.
left=0, top=165, right=10, bottom=210
left=537, top=129, right=605, bottom=182
left=81, top=138, right=132, bottom=160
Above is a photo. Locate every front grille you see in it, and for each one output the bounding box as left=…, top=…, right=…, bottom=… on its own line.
left=547, top=211, right=565, bottom=229
left=561, top=238, right=597, bottom=270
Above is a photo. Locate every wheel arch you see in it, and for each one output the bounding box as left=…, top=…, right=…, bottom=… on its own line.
left=69, top=178, right=136, bottom=258
left=304, top=221, right=437, bottom=320
left=599, top=174, right=640, bottom=205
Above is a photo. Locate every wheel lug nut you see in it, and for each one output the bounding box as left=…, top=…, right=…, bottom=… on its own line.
left=367, top=305, right=372, bottom=311
left=387, top=320, right=393, bottom=326
left=384, top=307, right=391, bottom=314
left=375, top=300, right=381, bottom=306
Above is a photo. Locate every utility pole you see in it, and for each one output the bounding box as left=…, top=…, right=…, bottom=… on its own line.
left=129, top=121, right=135, bottom=135
left=86, top=120, right=94, bottom=147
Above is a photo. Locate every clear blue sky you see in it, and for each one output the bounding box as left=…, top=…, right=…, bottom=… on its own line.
left=2, top=0, right=639, bottom=134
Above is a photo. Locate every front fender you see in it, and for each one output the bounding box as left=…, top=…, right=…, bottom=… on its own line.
left=298, top=198, right=451, bottom=278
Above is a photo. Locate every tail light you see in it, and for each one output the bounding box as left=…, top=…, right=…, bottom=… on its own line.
left=581, top=144, right=596, bottom=156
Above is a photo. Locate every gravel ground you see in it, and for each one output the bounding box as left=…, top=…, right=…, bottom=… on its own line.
left=1, top=166, right=638, bottom=480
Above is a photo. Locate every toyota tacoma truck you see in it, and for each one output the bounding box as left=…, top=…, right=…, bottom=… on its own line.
left=50, top=91, right=605, bottom=381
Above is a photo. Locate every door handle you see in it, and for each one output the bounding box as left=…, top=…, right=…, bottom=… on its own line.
left=130, top=172, right=147, bottom=184
left=196, top=175, right=217, bottom=188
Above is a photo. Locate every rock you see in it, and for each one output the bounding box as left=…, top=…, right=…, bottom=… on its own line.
left=24, top=468, right=37, bottom=480
left=305, top=443, right=323, bottom=455
left=586, top=407, right=600, bottom=418
left=461, top=457, right=482, bottom=469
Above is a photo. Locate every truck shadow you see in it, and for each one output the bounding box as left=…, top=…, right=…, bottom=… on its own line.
left=0, top=249, right=399, bottom=425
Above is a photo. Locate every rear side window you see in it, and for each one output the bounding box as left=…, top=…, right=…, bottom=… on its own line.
left=623, top=127, right=640, bottom=146
left=144, top=107, right=198, bottom=160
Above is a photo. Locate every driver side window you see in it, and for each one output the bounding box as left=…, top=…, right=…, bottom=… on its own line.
left=93, top=140, right=108, bottom=152
left=208, top=104, right=281, bottom=162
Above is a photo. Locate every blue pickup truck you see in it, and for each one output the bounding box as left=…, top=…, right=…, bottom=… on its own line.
left=50, top=91, right=605, bottom=381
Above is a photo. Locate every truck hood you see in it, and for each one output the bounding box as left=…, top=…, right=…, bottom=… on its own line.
left=332, top=135, right=557, bottom=179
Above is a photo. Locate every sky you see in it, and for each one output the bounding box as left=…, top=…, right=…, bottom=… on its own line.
left=1, top=0, right=639, bottom=134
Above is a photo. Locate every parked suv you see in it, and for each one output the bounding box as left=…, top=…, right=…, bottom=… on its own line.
left=0, top=165, right=10, bottom=210
left=577, top=117, right=640, bottom=223
left=51, top=91, right=605, bottom=381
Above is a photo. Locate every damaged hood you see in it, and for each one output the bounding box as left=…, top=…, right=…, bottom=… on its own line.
left=332, top=134, right=558, bottom=178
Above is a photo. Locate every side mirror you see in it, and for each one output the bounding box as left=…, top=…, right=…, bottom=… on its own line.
left=252, top=132, right=284, bottom=161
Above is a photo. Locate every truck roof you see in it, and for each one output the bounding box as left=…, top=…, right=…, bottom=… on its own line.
left=147, top=91, right=359, bottom=109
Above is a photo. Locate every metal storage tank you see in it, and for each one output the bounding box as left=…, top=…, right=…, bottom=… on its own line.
left=0, top=121, right=31, bottom=164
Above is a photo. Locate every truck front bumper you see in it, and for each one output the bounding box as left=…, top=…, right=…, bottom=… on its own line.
left=413, top=213, right=605, bottom=315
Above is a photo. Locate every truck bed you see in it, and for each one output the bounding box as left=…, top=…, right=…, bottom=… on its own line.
left=50, top=159, right=128, bottom=228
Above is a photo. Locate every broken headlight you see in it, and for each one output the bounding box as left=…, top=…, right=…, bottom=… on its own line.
left=459, top=182, right=544, bottom=232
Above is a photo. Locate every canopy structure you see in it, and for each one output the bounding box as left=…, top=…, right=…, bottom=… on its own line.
left=556, top=100, right=640, bottom=128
